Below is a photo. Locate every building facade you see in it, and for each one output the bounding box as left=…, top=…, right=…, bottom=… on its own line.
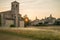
left=0, top=1, right=24, bottom=27
left=31, top=14, right=56, bottom=26
left=44, top=14, right=56, bottom=25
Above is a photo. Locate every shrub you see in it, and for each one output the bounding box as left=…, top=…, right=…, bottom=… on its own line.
left=10, top=24, right=15, bottom=27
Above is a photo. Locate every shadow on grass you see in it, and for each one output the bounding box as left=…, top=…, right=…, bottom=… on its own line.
left=0, top=29, right=60, bottom=40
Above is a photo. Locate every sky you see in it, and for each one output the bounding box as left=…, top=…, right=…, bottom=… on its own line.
left=0, top=0, right=60, bottom=20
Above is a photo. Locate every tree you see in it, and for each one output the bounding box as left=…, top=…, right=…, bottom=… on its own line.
left=23, top=15, right=30, bottom=27
left=54, top=21, right=60, bottom=25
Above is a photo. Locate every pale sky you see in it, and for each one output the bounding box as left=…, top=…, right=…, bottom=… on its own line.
left=0, top=0, right=60, bottom=20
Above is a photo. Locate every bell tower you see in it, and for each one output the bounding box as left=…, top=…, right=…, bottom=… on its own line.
left=11, top=1, right=20, bottom=27
left=11, top=1, right=19, bottom=14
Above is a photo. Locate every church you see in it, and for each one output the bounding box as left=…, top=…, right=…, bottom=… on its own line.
left=0, top=1, right=24, bottom=27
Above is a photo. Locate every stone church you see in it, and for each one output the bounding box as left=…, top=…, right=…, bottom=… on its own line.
left=0, top=1, right=24, bottom=27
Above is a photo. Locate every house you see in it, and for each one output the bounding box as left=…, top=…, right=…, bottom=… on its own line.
left=44, top=14, right=56, bottom=25
left=31, top=14, right=56, bottom=26
left=31, top=17, right=40, bottom=26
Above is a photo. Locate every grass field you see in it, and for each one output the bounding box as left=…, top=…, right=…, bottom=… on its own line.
left=0, top=26, right=60, bottom=40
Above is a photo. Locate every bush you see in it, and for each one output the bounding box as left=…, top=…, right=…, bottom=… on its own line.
left=54, top=20, right=60, bottom=25
left=10, top=24, right=15, bottom=27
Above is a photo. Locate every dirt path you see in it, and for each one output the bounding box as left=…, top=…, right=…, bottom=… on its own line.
left=0, top=33, right=33, bottom=40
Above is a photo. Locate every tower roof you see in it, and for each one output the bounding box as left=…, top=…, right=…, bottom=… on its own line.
left=50, top=14, right=52, bottom=18
left=12, top=1, right=19, bottom=4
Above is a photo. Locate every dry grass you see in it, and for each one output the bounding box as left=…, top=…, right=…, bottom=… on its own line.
left=0, top=33, right=32, bottom=40
left=0, top=27, right=60, bottom=40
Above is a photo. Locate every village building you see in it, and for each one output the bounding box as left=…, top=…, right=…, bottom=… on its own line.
left=31, top=17, right=40, bottom=26
left=0, top=1, right=24, bottom=27
left=31, top=14, right=56, bottom=26
left=44, top=14, right=56, bottom=25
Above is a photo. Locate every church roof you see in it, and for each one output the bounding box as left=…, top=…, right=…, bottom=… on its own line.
left=0, top=10, right=11, bottom=14
left=46, top=14, right=56, bottom=19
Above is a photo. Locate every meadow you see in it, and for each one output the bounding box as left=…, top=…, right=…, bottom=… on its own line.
left=0, top=26, right=60, bottom=40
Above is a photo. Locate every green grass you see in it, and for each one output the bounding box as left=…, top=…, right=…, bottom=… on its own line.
left=0, top=27, right=60, bottom=40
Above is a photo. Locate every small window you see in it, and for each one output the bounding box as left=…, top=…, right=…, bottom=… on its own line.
left=12, top=4, right=13, bottom=7
left=16, top=5, right=18, bottom=7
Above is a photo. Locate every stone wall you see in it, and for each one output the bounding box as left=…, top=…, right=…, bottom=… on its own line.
left=5, top=20, right=14, bottom=27
left=20, top=21, right=24, bottom=27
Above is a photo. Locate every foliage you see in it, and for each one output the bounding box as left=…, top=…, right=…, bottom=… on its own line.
left=10, top=24, right=15, bottom=27
left=54, top=20, right=60, bottom=25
